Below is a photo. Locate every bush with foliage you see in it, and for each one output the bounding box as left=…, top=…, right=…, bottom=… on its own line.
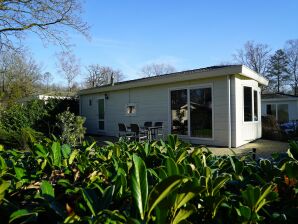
left=0, top=98, right=79, bottom=149
left=56, top=110, right=86, bottom=146
left=0, top=135, right=297, bottom=223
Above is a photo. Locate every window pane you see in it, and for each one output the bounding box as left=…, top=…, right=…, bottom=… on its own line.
left=244, top=87, right=252, bottom=121
left=98, top=121, right=104, bottom=130
left=98, top=99, right=104, bottom=119
left=190, top=88, right=212, bottom=138
left=171, top=89, right=188, bottom=135
left=277, top=104, right=289, bottom=123
left=266, top=104, right=276, bottom=118
left=254, top=90, right=258, bottom=121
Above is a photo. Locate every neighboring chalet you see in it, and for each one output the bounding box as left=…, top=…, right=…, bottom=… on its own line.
left=78, top=65, right=268, bottom=148
left=17, top=94, right=72, bottom=104
left=261, top=93, right=298, bottom=123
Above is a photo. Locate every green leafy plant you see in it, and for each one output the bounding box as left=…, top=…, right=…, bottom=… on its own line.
left=0, top=136, right=297, bottom=223
left=56, top=110, right=86, bottom=146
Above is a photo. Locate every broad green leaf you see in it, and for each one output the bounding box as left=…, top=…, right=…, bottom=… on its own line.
left=61, top=144, right=71, bottom=159
left=86, top=141, right=97, bottom=151
left=255, top=185, right=275, bottom=212
left=172, top=205, right=196, bottom=224
left=51, top=142, right=61, bottom=167
left=0, top=180, right=10, bottom=201
left=41, top=181, right=55, bottom=198
left=212, top=174, right=231, bottom=196
left=9, top=209, right=37, bottom=223
left=0, top=155, right=7, bottom=170
left=165, top=157, right=179, bottom=176
left=69, top=149, right=79, bottom=165
left=99, top=185, right=115, bottom=210
left=174, top=180, right=204, bottom=210
left=241, top=185, right=260, bottom=209
left=236, top=205, right=251, bottom=220
left=81, top=188, right=96, bottom=216
left=131, top=154, right=148, bottom=220
left=147, top=175, right=184, bottom=218
left=14, top=166, right=26, bottom=180
left=176, top=150, right=187, bottom=164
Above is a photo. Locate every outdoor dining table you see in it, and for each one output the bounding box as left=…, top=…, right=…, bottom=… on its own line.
left=146, top=126, right=163, bottom=141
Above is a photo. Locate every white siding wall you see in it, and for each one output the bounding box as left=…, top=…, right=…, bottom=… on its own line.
left=80, top=75, right=263, bottom=147
left=80, top=77, right=230, bottom=146
left=233, top=76, right=262, bottom=147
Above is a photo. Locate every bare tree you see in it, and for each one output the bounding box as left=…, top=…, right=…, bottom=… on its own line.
left=233, top=41, right=271, bottom=75
left=42, top=72, right=53, bottom=91
left=0, top=0, right=89, bottom=51
left=284, top=39, right=298, bottom=95
left=57, top=51, right=81, bottom=92
left=140, top=63, right=176, bottom=77
left=0, top=50, right=43, bottom=100
left=85, top=64, right=124, bottom=88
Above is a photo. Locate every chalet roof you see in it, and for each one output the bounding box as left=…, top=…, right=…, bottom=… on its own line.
left=79, top=64, right=268, bottom=95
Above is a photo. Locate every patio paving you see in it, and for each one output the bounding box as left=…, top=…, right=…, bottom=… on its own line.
left=86, top=135, right=290, bottom=159
left=208, top=139, right=289, bottom=158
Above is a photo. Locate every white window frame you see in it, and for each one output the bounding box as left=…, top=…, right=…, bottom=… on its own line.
left=243, top=85, right=260, bottom=123
left=168, top=83, right=214, bottom=140
left=125, top=103, right=137, bottom=116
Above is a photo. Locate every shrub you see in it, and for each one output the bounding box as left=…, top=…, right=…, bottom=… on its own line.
left=0, top=135, right=297, bottom=223
left=56, top=110, right=86, bottom=146
left=0, top=98, right=80, bottom=148
left=262, top=115, right=285, bottom=140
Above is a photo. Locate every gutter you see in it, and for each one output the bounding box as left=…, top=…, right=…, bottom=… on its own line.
left=227, top=75, right=232, bottom=148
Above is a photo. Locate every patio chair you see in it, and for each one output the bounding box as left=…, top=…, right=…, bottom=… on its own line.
left=118, top=123, right=133, bottom=139
left=154, top=122, right=164, bottom=140
left=130, top=123, right=148, bottom=141
left=142, top=121, right=152, bottom=131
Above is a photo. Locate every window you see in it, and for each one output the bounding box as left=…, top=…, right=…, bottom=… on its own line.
left=266, top=104, right=276, bottom=118
left=98, top=99, right=105, bottom=130
left=278, top=104, right=289, bottom=123
left=267, top=103, right=289, bottom=123
left=244, top=86, right=252, bottom=121
left=126, top=103, right=136, bottom=116
left=89, top=99, right=92, bottom=106
left=170, top=86, right=213, bottom=138
left=254, top=90, right=258, bottom=121
left=171, top=89, right=188, bottom=135
left=190, top=88, right=212, bottom=138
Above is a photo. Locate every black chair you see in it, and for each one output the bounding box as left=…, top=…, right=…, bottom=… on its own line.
left=118, top=123, right=133, bottom=139
left=154, top=122, right=163, bottom=127
left=154, top=122, right=164, bottom=140
left=130, top=123, right=147, bottom=141
left=144, top=121, right=152, bottom=129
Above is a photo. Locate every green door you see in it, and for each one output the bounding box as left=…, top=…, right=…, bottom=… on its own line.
left=98, top=99, right=105, bottom=130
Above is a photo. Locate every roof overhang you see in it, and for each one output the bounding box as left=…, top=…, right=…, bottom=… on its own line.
left=78, top=65, right=268, bottom=95
left=261, top=98, right=298, bottom=102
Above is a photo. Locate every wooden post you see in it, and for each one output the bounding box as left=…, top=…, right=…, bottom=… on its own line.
left=252, top=148, right=256, bottom=160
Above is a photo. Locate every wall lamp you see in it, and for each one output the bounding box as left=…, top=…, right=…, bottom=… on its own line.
left=105, top=93, right=109, bottom=100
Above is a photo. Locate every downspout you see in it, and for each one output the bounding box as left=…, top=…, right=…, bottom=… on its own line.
left=227, top=75, right=232, bottom=148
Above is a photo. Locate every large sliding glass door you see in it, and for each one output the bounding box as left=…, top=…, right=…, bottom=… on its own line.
left=170, top=86, right=213, bottom=139
left=171, top=89, right=188, bottom=135
left=190, top=88, right=212, bottom=138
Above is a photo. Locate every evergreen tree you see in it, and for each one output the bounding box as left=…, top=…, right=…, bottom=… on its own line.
left=266, top=49, right=289, bottom=93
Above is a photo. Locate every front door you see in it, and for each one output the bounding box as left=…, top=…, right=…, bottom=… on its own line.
left=98, top=98, right=105, bottom=131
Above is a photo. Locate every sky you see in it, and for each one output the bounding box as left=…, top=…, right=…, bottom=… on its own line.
left=26, top=0, right=298, bottom=85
